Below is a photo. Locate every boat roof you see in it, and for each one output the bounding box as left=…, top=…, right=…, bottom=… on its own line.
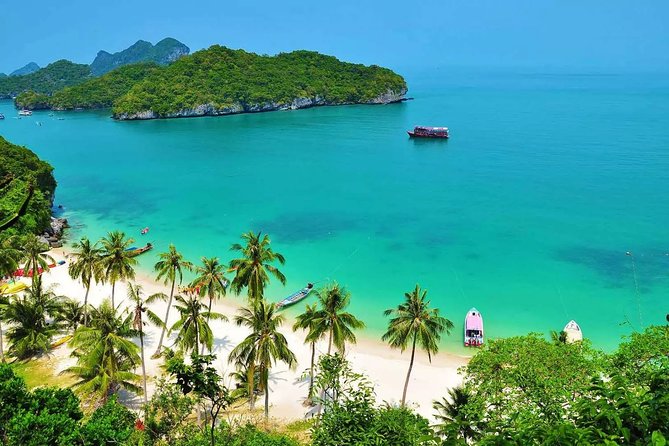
left=415, top=126, right=448, bottom=130
left=465, top=308, right=483, bottom=330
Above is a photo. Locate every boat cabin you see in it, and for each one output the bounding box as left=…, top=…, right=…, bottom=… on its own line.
left=408, top=126, right=450, bottom=138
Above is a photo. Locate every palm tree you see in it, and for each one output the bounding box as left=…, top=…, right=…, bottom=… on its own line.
left=153, top=244, right=192, bottom=356
left=20, top=236, right=54, bottom=286
left=229, top=231, right=286, bottom=302
left=382, top=284, right=452, bottom=407
left=3, top=277, right=66, bottom=359
left=99, top=231, right=136, bottom=308
left=292, top=303, right=326, bottom=402
left=68, top=236, right=102, bottom=325
left=170, top=293, right=226, bottom=354
left=313, top=282, right=365, bottom=354
left=191, top=257, right=228, bottom=353
left=65, top=299, right=141, bottom=401
left=0, top=234, right=21, bottom=279
left=229, top=300, right=296, bottom=419
left=59, top=299, right=85, bottom=332
left=433, top=386, right=477, bottom=441
left=0, top=291, right=8, bottom=363
left=127, top=283, right=165, bottom=406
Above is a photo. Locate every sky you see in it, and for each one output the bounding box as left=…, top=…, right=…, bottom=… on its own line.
left=1, top=0, right=668, bottom=74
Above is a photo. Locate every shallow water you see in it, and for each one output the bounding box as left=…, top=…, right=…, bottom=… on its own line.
left=2, top=68, right=668, bottom=354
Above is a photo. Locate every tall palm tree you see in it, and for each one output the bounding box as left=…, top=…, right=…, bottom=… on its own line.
left=292, top=303, right=326, bottom=402
left=229, top=231, right=285, bottom=302
left=153, top=244, right=192, bottom=357
left=65, top=299, right=141, bottom=402
left=59, top=299, right=85, bottom=332
left=0, top=291, right=8, bottom=363
left=382, top=284, right=452, bottom=407
left=99, top=231, right=136, bottom=308
left=20, top=236, right=54, bottom=286
left=191, top=257, right=228, bottom=353
left=127, top=283, right=165, bottom=406
left=3, top=277, right=66, bottom=359
left=68, top=236, right=102, bottom=325
left=170, top=293, right=226, bottom=354
left=229, top=300, right=296, bottom=419
left=313, top=282, right=365, bottom=354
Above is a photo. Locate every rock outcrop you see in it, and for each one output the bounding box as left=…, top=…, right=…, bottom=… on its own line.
left=114, top=87, right=408, bottom=120
left=10, top=62, right=40, bottom=77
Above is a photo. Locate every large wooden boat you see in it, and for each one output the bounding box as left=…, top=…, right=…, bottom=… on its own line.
left=464, top=308, right=484, bottom=347
left=407, top=126, right=449, bottom=138
left=276, top=283, right=314, bottom=309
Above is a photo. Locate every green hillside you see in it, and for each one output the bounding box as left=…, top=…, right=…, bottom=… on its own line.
left=0, top=60, right=91, bottom=99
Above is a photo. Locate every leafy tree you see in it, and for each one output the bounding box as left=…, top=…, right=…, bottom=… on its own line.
left=609, top=324, right=669, bottom=385
left=0, top=291, right=8, bottom=363
left=382, top=284, right=452, bottom=407
left=191, top=256, right=228, bottom=354
left=229, top=299, right=296, bottom=418
left=292, top=303, right=326, bottom=402
left=153, top=244, right=193, bottom=356
left=312, top=282, right=365, bottom=354
left=141, top=378, right=198, bottom=445
left=68, top=236, right=102, bottom=325
left=0, top=59, right=91, bottom=97
left=167, top=352, right=235, bottom=446
left=98, top=230, right=136, bottom=308
left=433, top=386, right=479, bottom=444
left=79, top=396, right=136, bottom=446
left=3, top=277, right=65, bottom=358
left=0, top=364, right=30, bottom=439
left=229, top=231, right=285, bottom=302
left=66, top=299, right=141, bottom=401
left=4, top=387, right=83, bottom=446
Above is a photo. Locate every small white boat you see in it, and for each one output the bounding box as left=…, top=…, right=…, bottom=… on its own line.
left=464, top=307, right=484, bottom=347
left=563, top=320, right=582, bottom=343
left=18, top=110, right=32, bottom=116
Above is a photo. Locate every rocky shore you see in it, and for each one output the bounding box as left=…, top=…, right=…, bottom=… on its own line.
left=39, top=216, right=68, bottom=248
left=113, top=87, right=408, bottom=120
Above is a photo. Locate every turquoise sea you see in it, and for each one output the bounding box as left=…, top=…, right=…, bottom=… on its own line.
left=2, top=69, right=668, bottom=354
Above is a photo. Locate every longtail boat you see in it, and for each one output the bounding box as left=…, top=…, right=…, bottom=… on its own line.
left=563, top=320, right=583, bottom=343
left=407, top=126, right=449, bottom=138
left=276, top=283, right=314, bottom=309
left=464, top=308, right=484, bottom=347
left=127, top=243, right=153, bottom=257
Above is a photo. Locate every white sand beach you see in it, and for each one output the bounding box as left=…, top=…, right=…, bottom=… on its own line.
left=29, top=247, right=468, bottom=421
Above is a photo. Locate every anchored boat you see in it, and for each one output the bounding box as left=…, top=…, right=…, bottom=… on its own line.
left=127, top=243, right=153, bottom=257
left=276, top=283, right=314, bottom=309
left=563, top=320, right=583, bottom=343
left=407, top=126, right=449, bottom=138
left=18, top=110, right=32, bottom=116
left=464, top=308, right=484, bottom=347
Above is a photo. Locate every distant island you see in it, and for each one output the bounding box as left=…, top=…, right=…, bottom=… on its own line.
left=0, top=38, right=188, bottom=99
left=15, top=45, right=407, bottom=119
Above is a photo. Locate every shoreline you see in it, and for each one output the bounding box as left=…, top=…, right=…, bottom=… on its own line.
left=31, top=246, right=467, bottom=420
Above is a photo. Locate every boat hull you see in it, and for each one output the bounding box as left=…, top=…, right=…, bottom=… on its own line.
left=408, top=131, right=449, bottom=139
left=464, top=307, right=484, bottom=347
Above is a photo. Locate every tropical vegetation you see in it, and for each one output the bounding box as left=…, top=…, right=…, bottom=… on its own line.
left=229, top=231, right=286, bottom=302
left=0, top=60, right=91, bottom=99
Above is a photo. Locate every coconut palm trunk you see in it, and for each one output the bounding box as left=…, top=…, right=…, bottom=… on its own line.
left=308, top=342, right=315, bottom=400
left=139, top=326, right=148, bottom=406
left=111, top=280, right=116, bottom=308
left=154, top=279, right=175, bottom=356
left=83, top=279, right=91, bottom=325
left=401, top=333, right=418, bottom=407
left=264, top=370, right=270, bottom=420
left=200, top=291, right=214, bottom=355
left=327, top=329, right=333, bottom=354
left=248, top=363, right=256, bottom=410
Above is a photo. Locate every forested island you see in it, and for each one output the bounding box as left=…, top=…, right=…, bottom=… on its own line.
left=15, top=45, right=407, bottom=119
left=0, top=60, right=91, bottom=99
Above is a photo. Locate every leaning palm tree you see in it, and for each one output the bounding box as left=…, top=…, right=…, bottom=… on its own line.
left=127, top=283, right=165, bottom=406
left=312, top=282, right=365, bottom=354
left=170, top=293, right=226, bottom=354
left=65, top=299, right=141, bottom=402
left=229, top=231, right=286, bottom=302
left=99, top=231, right=136, bottom=308
left=191, top=257, right=228, bottom=353
left=382, top=284, right=452, bottom=407
left=292, top=303, right=326, bottom=402
left=153, top=244, right=192, bottom=356
left=229, top=300, right=296, bottom=419
left=68, top=236, right=102, bottom=325
left=20, top=235, right=54, bottom=286
left=3, top=277, right=66, bottom=359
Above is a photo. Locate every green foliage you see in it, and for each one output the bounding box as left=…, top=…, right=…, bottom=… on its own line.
left=79, top=396, right=136, bottom=446
left=230, top=231, right=286, bottom=302
left=141, top=378, right=198, bottom=445
left=90, top=38, right=188, bottom=76
left=17, top=63, right=161, bottom=110
left=0, top=364, right=30, bottom=439
left=0, top=59, right=90, bottom=98
left=0, top=137, right=56, bottom=236
left=111, top=46, right=406, bottom=118
left=312, top=282, right=365, bottom=354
